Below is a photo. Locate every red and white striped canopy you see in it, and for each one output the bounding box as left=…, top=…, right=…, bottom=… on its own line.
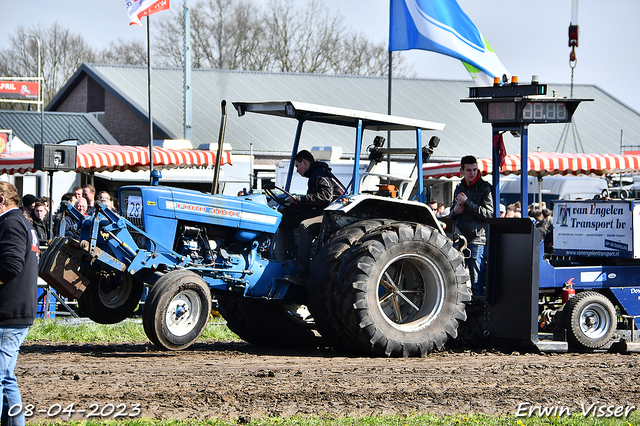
left=423, top=152, right=640, bottom=179
left=0, top=144, right=232, bottom=175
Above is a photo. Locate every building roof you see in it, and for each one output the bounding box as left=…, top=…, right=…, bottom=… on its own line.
left=0, top=110, right=117, bottom=148
left=47, top=63, right=640, bottom=161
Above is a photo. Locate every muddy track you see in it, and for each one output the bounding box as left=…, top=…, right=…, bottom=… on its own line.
left=17, top=340, right=640, bottom=422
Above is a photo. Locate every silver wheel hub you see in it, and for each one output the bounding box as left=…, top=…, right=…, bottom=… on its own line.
left=580, top=303, right=611, bottom=339
left=166, top=289, right=202, bottom=336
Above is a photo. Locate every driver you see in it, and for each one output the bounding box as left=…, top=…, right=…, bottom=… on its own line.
left=276, top=150, right=343, bottom=285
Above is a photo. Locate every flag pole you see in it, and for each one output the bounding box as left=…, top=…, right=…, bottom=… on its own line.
left=386, top=51, right=392, bottom=180
left=147, top=14, right=155, bottom=184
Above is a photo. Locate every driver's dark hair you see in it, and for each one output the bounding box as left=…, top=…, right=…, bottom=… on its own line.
left=460, top=155, right=477, bottom=169
left=294, top=150, right=315, bottom=163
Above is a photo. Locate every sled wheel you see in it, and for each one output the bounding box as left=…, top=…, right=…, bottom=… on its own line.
left=78, top=271, right=143, bottom=324
left=563, top=291, right=616, bottom=349
left=336, top=222, right=470, bottom=357
left=217, top=295, right=321, bottom=349
left=307, top=219, right=393, bottom=353
left=143, top=270, right=211, bottom=350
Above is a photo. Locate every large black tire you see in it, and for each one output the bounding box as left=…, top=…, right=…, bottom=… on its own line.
left=217, top=295, right=321, bottom=349
left=77, top=271, right=143, bottom=324
left=143, top=270, right=212, bottom=350
left=335, top=222, right=470, bottom=357
left=307, top=219, right=393, bottom=353
left=562, top=291, right=617, bottom=349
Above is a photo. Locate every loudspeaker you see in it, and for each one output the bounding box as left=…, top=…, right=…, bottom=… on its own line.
left=34, top=144, right=77, bottom=172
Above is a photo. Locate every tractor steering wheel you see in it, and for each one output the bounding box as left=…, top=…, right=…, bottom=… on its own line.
left=264, top=186, right=296, bottom=208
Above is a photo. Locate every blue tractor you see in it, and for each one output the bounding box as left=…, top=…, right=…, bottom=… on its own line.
left=39, top=101, right=471, bottom=355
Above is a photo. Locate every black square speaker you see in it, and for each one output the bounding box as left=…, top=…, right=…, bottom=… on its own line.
left=34, top=144, right=77, bottom=172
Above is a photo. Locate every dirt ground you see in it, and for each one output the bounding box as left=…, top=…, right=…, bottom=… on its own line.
left=16, top=340, right=640, bottom=423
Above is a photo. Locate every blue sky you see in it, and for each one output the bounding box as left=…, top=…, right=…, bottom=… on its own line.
left=2, top=0, right=639, bottom=114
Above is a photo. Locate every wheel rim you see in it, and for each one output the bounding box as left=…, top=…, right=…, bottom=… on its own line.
left=97, top=273, right=133, bottom=309
left=376, top=254, right=445, bottom=331
left=165, top=289, right=202, bottom=337
left=579, top=302, right=612, bottom=340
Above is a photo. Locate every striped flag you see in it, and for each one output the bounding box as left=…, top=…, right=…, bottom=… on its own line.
left=126, top=0, right=171, bottom=26
left=389, top=0, right=509, bottom=85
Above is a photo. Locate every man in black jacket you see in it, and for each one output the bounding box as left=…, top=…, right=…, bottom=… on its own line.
left=31, top=202, right=49, bottom=246
left=450, top=155, right=493, bottom=296
left=277, top=150, right=343, bottom=285
left=0, top=182, right=39, bottom=426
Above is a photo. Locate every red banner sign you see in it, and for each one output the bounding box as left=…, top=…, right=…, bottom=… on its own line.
left=0, top=81, right=39, bottom=101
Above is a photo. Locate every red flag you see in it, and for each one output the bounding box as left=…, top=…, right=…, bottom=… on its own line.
left=126, top=0, right=170, bottom=26
left=493, top=133, right=506, bottom=171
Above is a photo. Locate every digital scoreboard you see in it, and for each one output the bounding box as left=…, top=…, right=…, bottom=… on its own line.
left=462, top=81, right=591, bottom=125
left=485, top=100, right=571, bottom=123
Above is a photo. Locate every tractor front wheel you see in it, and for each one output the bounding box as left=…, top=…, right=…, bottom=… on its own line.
left=143, top=270, right=212, bottom=350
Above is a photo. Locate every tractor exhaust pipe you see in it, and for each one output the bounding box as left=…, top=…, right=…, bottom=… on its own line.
left=212, top=100, right=227, bottom=195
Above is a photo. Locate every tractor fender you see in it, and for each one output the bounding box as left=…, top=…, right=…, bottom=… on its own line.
left=323, top=194, right=444, bottom=234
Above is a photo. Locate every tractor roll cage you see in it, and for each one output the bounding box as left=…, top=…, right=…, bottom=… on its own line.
left=232, top=101, right=445, bottom=203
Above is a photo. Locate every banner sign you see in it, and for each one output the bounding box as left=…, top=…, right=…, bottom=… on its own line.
left=0, top=132, right=7, bottom=154
left=0, top=81, right=39, bottom=101
left=553, top=200, right=637, bottom=258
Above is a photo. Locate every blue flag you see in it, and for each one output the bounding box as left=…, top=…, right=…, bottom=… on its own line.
left=389, top=0, right=509, bottom=85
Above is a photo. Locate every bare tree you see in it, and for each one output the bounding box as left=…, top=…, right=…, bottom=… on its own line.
left=97, top=38, right=148, bottom=66
left=42, top=23, right=96, bottom=103
left=152, top=0, right=412, bottom=77
left=0, top=23, right=95, bottom=110
left=0, top=0, right=414, bottom=112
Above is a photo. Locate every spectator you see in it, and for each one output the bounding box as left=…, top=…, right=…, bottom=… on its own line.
left=72, top=186, right=83, bottom=201
left=31, top=202, right=49, bottom=245
left=537, top=208, right=553, bottom=237
left=53, top=193, right=76, bottom=237
left=64, top=197, right=88, bottom=240
left=530, top=209, right=544, bottom=227
left=0, top=181, right=39, bottom=426
left=436, top=202, right=446, bottom=218
left=505, top=205, right=516, bottom=218
left=98, top=191, right=115, bottom=211
left=20, top=194, right=37, bottom=219
left=82, top=184, right=96, bottom=215
left=37, top=196, right=51, bottom=212
left=450, top=155, right=493, bottom=297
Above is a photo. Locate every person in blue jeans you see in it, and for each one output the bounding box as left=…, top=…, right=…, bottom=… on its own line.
left=0, top=182, right=39, bottom=426
left=450, top=155, right=493, bottom=296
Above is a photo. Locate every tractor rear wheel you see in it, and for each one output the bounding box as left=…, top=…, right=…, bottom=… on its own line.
left=143, top=270, right=212, bottom=350
left=307, top=219, right=393, bottom=353
left=335, top=222, right=470, bottom=357
left=217, top=295, right=321, bottom=349
left=563, top=291, right=616, bottom=349
left=78, top=271, right=143, bottom=324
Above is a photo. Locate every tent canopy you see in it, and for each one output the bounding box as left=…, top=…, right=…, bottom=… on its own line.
left=0, top=144, right=232, bottom=175
left=423, top=152, right=640, bottom=179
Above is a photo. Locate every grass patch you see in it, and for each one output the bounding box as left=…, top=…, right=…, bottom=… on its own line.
left=25, top=316, right=239, bottom=344
left=25, top=413, right=640, bottom=425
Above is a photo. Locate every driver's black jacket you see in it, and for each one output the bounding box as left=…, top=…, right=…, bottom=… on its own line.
left=296, top=161, right=344, bottom=212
